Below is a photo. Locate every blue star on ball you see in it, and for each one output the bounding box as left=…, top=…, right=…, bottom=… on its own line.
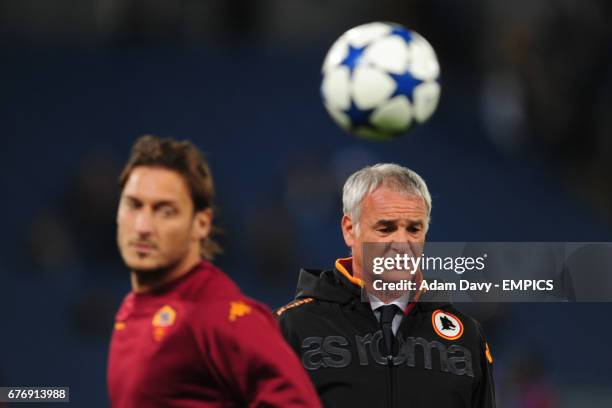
left=340, top=45, right=367, bottom=75
left=389, top=72, right=423, bottom=102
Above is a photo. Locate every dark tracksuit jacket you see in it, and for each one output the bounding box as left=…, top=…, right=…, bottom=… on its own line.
left=276, top=258, right=496, bottom=408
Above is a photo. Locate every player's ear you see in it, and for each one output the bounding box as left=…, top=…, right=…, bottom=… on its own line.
left=193, top=208, right=213, bottom=241
left=341, top=214, right=356, bottom=247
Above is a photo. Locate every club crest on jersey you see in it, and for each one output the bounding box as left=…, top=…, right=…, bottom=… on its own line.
left=152, top=305, right=177, bottom=342
left=432, top=310, right=464, bottom=340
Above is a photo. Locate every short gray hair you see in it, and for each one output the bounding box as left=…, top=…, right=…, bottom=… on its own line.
left=342, top=163, right=432, bottom=231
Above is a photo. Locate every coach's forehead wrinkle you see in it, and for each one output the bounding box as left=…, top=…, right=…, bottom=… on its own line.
left=373, top=218, right=425, bottom=225
left=361, top=188, right=427, bottom=218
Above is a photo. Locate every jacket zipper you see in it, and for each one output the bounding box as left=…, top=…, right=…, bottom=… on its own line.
left=387, top=355, right=394, bottom=408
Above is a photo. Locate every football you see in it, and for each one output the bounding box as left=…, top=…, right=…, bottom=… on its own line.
left=321, top=22, right=441, bottom=140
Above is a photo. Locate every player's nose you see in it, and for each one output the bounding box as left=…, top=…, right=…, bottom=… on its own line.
left=133, top=208, right=154, bottom=234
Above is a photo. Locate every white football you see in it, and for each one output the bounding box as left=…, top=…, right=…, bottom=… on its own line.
left=321, top=22, right=441, bottom=140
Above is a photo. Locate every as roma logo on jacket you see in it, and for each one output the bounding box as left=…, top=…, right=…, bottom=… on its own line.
left=432, top=310, right=464, bottom=340
left=152, top=305, right=177, bottom=342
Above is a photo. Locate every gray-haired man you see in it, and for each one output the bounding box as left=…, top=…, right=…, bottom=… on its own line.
left=276, top=163, right=496, bottom=408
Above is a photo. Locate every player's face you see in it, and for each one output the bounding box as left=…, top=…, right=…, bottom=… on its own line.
left=116, top=166, right=210, bottom=273
left=342, top=186, right=428, bottom=280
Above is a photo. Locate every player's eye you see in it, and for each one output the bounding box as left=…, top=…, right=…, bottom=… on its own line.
left=124, top=198, right=141, bottom=209
left=158, top=205, right=178, bottom=217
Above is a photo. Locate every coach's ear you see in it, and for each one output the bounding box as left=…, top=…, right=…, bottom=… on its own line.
left=193, top=208, right=213, bottom=241
left=341, top=214, right=356, bottom=247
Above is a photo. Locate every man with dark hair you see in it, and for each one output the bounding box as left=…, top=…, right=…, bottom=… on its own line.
left=277, top=163, right=496, bottom=407
left=108, top=135, right=321, bottom=407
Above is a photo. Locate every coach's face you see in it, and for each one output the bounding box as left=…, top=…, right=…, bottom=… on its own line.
left=117, top=166, right=211, bottom=273
left=341, top=186, right=428, bottom=281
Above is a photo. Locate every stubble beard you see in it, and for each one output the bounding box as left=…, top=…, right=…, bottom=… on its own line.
left=123, top=240, right=190, bottom=287
left=129, top=254, right=184, bottom=288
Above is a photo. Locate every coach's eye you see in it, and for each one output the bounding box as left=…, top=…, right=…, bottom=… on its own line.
left=378, top=227, right=394, bottom=234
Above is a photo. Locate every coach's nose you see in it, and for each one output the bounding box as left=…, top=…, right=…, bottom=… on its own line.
left=389, top=232, right=423, bottom=256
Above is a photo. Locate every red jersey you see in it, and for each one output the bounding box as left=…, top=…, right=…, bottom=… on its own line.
left=107, top=261, right=321, bottom=408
